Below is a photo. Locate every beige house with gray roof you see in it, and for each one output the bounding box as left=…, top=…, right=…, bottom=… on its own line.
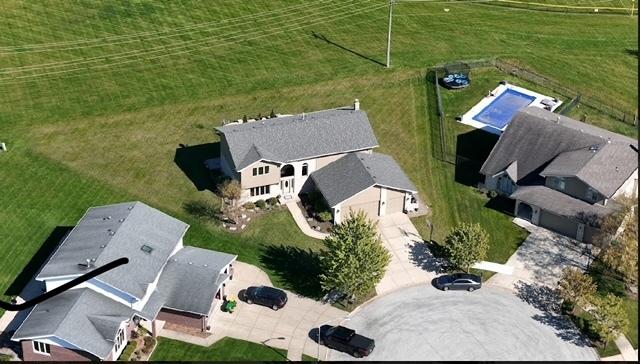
left=216, top=100, right=420, bottom=222
left=480, top=107, right=638, bottom=243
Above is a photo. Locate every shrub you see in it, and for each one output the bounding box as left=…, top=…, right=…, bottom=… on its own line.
left=266, top=197, right=278, bottom=206
left=141, top=336, right=156, bottom=354
left=130, top=330, right=139, bottom=340
left=317, top=211, right=333, bottom=222
left=256, top=199, right=267, bottom=209
left=243, top=202, right=256, bottom=210
left=487, top=190, right=498, bottom=199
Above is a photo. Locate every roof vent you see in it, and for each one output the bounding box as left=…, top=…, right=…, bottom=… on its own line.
left=100, top=244, right=106, bottom=249
left=589, top=145, right=599, bottom=152
left=615, top=166, right=619, bottom=172
left=203, top=264, right=208, bottom=267
left=103, top=216, right=112, bottom=220
left=188, top=262, right=193, bottom=265
left=119, top=218, right=125, bottom=222
left=141, top=245, right=153, bottom=254
left=128, top=205, right=134, bottom=210
left=78, top=258, right=94, bottom=269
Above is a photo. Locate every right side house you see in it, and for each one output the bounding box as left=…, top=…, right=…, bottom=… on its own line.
left=480, top=107, right=638, bottom=243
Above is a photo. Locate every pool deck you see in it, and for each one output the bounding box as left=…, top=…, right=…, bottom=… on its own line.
left=460, top=83, right=562, bottom=134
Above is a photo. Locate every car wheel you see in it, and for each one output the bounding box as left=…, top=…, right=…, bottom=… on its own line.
left=246, top=299, right=253, bottom=304
left=272, top=304, right=279, bottom=311
left=353, top=351, right=362, bottom=358
left=468, top=287, right=475, bottom=292
left=442, top=286, right=449, bottom=291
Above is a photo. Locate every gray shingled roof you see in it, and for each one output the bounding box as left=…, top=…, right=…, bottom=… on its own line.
left=481, top=107, right=637, bottom=197
left=157, top=247, right=236, bottom=316
left=12, top=289, right=134, bottom=359
left=216, top=108, right=379, bottom=170
left=510, top=185, right=613, bottom=220
left=37, top=202, right=189, bottom=299
left=310, top=152, right=417, bottom=207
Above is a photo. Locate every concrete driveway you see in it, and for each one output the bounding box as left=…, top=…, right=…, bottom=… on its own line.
left=160, top=261, right=348, bottom=361
left=375, top=213, right=444, bottom=295
left=486, top=218, right=591, bottom=290
left=328, top=285, right=598, bottom=361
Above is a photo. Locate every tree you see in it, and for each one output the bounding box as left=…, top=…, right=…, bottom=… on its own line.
left=557, top=267, right=597, bottom=314
left=590, top=293, right=629, bottom=349
left=319, top=211, right=390, bottom=301
left=219, top=179, right=241, bottom=212
left=269, top=109, right=276, bottom=118
left=443, top=222, right=489, bottom=272
left=599, top=209, right=638, bottom=287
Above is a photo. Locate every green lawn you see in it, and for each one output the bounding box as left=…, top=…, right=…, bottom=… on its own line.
left=0, top=1, right=637, bottom=314
left=150, top=337, right=289, bottom=361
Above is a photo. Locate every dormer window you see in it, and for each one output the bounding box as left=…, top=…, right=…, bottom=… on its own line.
left=554, top=177, right=566, bottom=190
left=586, top=187, right=599, bottom=202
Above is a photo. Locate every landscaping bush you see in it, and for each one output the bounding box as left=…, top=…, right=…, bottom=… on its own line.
left=317, top=211, right=333, bottom=222
left=0, top=354, right=12, bottom=361
left=256, top=199, right=267, bottom=209
left=118, top=341, right=137, bottom=361
left=243, top=202, right=255, bottom=210
left=141, top=336, right=156, bottom=354
left=266, top=197, right=278, bottom=206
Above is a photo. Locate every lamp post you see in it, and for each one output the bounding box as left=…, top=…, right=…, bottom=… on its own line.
left=316, top=316, right=350, bottom=361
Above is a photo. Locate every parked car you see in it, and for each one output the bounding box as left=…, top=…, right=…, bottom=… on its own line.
left=435, top=273, right=482, bottom=292
left=320, top=325, right=375, bottom=358
left=244, top=286, right=288, bottom=310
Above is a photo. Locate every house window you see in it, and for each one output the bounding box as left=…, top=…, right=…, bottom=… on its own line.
left=302, top=163, right=308, bottom=176
left=586, top=188, right=598, bottom=202
left=252, top=166, right=269, bottom=176
left=250, top=185, right=271, bottom=196
left=555, top=177, right=566, bottom=190
left=33, top=341, right=50, bottom=355
left=114, top=328, right=125, bottom=352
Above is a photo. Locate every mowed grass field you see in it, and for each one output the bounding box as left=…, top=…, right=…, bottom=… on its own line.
left=0, top=0, right=637, bottom=315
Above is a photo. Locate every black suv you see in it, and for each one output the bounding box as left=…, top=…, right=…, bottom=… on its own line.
left=435, top=273, right=482, bottom=292
left=320, top=325, right=375, bottom=358
left=244, top=286, right=288, bottom=310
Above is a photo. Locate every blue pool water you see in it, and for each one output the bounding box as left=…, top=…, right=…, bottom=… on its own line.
left=473, top=88, right=536, bottom=129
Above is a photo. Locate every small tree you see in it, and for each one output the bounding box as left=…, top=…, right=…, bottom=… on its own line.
left=319, top=211, right=390, bottom=301
left=590, top=294, right=629, bottom=349
left=599, top=208, right=638, bottom=287
left=443, top=222, right=489, bottom=272
left=557, top=267, right=597, bottom=314
left=219, top=179, right=241, bottom=212
left=269, top=109, right=276, bottom=118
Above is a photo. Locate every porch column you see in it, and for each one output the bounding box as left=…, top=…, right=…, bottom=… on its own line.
left=576, top=223, right=585, bottom=242
left=151, top=320, right=157, bottom=337
left=532, top=206, right=540, bottom=225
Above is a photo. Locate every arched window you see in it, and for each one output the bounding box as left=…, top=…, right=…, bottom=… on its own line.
left=281, top=164, right=294, bottom=177
left=302, top=163, right=309, bottom=176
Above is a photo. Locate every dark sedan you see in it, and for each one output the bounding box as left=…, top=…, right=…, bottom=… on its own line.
left=435, top=273, right=482, bottom=292
left=244, top=286, right=288, bottom=310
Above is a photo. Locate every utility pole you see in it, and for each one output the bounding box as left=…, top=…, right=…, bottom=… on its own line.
left=386, top=0, right=395, bottom=68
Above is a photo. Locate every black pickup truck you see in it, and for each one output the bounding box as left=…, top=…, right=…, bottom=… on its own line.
left=320, top=325, right=375, bottom=358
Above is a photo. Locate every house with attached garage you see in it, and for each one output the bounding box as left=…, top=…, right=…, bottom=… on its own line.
left=11, top=201, right=236, bottom=361
left=480, top=107, right=638, bottom=243
left=215, top=99, right=420, bottom=223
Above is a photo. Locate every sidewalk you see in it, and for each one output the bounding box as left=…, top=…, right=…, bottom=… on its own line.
left=285, top=200, right=329, bottom=240
left=612, top=334, right=638, bottom=361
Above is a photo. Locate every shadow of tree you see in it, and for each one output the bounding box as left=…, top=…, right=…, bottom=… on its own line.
left=260, top=245, right=323, bottom=299
left=484, top=195, right=516, bottom=215
left=174, top=142, right=220, bottom=193
left=4, top=226, right=72, bottom=297
left=182, top=199, right=221, bottom=220
left=408, top=241, right=450, bottom=274
left=514, top=280, right=592, bottom=347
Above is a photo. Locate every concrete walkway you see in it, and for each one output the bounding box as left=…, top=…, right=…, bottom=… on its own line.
left=285, top=200, right=329, bottom=240
left=613, top=334, right=639, bottom=361
left=158, top=261, right=347, bottom=361
left=375, top=213, right=442, bottom=295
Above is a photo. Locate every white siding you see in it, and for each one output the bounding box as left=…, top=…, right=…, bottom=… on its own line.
left=612, top=169, right=638, bottom=200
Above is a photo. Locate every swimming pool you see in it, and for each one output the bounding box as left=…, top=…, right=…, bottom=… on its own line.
left=473, top=89, right=536, bottom=129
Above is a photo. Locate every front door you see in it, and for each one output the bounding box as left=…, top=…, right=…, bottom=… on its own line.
left=281, top=178, right=294, bottom=196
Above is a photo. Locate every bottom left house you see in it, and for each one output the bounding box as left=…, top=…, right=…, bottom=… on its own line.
left=11, top=201, right=237, bottom=361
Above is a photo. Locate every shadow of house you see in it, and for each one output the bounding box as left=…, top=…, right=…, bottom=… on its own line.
left=484, top=195, right=516, bottom=215
left=174, top=142, right=220, bottom=193
left=311, top=31, right=386, bottom=67
left=455, top=129, right=499, bottom=187
left=260, top=245, right=323, bottom=299
left=4, top=226, right=73, bottom=298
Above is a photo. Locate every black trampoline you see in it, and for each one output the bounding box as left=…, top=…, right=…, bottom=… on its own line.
left=440, top=63, right=471, bottom=89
